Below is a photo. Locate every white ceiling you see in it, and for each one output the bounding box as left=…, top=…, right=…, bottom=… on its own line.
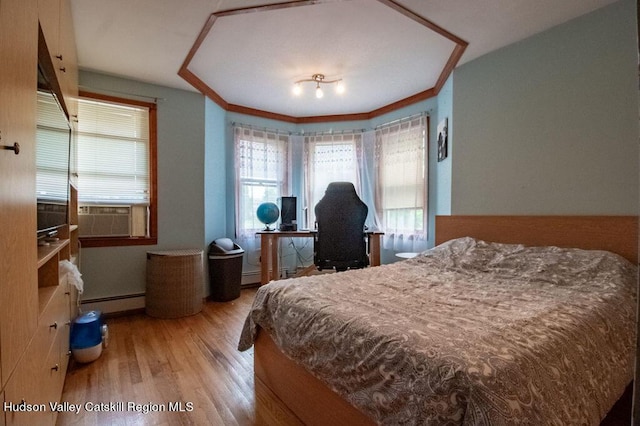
left=71, top=0, right=619, bottom=119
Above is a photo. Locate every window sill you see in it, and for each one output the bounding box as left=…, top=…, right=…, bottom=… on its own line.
left=80, top=236, right=158, bottom=248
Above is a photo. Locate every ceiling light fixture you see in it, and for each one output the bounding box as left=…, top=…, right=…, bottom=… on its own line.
left=293, top=74, right=344, bottom=98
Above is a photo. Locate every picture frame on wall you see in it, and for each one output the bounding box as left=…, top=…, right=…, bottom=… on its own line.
left=437, top=118, right=448, bottom=162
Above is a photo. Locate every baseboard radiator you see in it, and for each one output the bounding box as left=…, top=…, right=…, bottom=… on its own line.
left=241, top=268, right=290, bottom=286
left=81, top=293, right=146, bottom=315
left=80, top=270, right=284, bottom=314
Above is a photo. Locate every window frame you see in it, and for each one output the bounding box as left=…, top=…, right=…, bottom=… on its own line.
left=374, top=115, right=428, bottom=239
left=303, top=133, right=363, bottom=228
left=234, top=126, right=290, bottom=239
left=77, top=91, right=158, bottom=248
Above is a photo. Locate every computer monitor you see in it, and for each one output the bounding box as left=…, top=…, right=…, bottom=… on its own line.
left=280, top=196, right=297, bottom=231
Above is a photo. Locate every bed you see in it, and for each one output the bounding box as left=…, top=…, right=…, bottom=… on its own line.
left=238, top=215, right=638, bottom=425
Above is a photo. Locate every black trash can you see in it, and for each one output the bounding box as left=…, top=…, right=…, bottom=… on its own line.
left=208, top=238, right=244, bottom=302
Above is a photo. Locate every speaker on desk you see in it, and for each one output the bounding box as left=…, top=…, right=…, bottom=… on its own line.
left=279, top=196, right=297, bottom=231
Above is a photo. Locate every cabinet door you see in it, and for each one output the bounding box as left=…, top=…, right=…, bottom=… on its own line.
left=0, top=0, right=39, bottom=388
left=38, top=0, right=78, bottom=121
left=58, top=0, right=78, bottom=118
left=37, top=0, right=60, bottom=62
left=0, top=390, right=5, bottom=426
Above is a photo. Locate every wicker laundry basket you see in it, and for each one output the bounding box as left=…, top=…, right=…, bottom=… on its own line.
left=146, top=249, right=204, bottom=318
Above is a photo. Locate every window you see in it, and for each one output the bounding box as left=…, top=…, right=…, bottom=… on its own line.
left=76, top=92, right=157, bottom=247
left=234, top=126, right=289, bottom=239
left=36, top=91, right=71, bottom=204
left=304, top=133, right=362, bottom=227
left=375, top=115, right=427, bottom=249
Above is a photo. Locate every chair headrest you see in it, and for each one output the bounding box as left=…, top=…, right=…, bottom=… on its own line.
left=325, top=182, right=357, bottom=194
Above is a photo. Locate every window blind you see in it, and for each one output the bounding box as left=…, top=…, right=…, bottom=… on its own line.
left=77, top=98, right=150, bottom=205
left=376, top=117, right=426, bottom=210
left=374, top=115, right=427, bottom=243
left=36, top=91, right=70, bottom=201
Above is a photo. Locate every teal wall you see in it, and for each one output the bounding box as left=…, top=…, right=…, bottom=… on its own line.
left=204, top=98, right=227, bottom=245
left=451, top=0, right=638, bottom=215
left=435, top=76, right=453, bottom=216
left=78, top=71, right=207, bottom=300
left=77, top=0, right=638, bottom=300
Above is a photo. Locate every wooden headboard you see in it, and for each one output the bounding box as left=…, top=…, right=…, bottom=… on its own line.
left=435, top=215, right=638, bottom=264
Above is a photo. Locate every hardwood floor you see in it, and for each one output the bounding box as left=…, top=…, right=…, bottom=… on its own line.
left=57, top=286, right=632, bottom=426
left=57, top=288, right=261, bottom=426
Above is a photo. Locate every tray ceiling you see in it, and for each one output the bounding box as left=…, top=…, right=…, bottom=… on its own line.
left=181, top=0, right=465, bottom=120
left=71, top=0, right=619, bottom=120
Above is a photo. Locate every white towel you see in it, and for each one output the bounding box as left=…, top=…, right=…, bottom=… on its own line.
left=59, top=260, right=84, bottom=294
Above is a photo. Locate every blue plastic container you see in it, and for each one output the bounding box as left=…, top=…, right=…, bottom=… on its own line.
left=70, top=311, right=103, bottom=362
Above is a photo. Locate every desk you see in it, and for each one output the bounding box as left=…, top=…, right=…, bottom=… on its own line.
left=257, top=230, right=383, bottom=285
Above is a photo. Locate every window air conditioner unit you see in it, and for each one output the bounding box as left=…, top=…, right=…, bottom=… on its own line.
left=78, top=205, right=131, bottom=237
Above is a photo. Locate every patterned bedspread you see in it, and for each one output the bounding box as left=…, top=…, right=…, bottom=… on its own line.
left=238, top=237, right=637, bottom=425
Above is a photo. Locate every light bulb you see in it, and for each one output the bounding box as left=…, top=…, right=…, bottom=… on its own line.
left=336, top=80, right=345, bottom=94
left=315, top=86, right=324, bottom=99
left=292, top=83, right=302, bottom=96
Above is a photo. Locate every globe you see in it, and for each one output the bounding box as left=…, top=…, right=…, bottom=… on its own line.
left=256, top=202, right=280, bottom=231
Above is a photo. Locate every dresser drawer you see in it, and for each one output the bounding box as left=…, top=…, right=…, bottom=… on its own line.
left=3, top=349, right=54, bottom=426
left=43, top=331, right=67, bottom=405
left=4, top=284, right=73, bottom=426
left=32, top=286, right=69, bottom=360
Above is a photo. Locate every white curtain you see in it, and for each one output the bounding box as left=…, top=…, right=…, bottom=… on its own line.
left=303, top=133, right=362, bottom=228
left=234, top=125, right=290, bottom=257
left=374, top=115, right=428, bottom=252
left=359, top=130, right=380, bottom=231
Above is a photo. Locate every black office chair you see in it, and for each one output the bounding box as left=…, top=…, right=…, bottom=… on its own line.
left=314, top=182, right=369, bottom=272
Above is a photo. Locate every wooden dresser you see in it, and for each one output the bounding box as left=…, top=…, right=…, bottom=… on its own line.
left=0, top=0, right=79, bottom=424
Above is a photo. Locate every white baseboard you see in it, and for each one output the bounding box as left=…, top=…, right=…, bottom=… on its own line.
left=81, top=294, right=145, bottom=315
left=242, top=270, right=261, bottom=286
left=241, top=268, right=290, bottom=285
left=80, top=271, right=271, bottom=315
